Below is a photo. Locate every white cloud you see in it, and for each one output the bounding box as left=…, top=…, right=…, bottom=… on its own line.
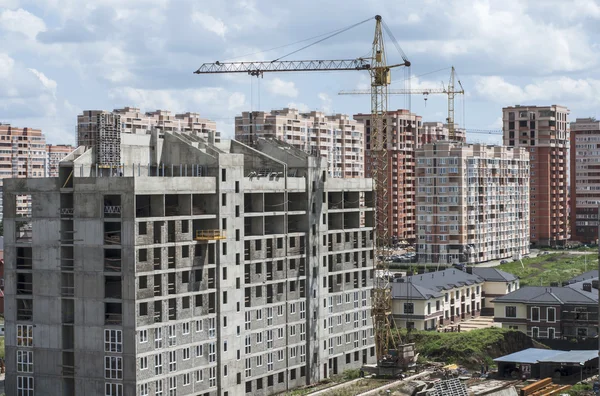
left=474, top=75, right=600, bottom=108
left=0, top=8, right=46, bottom=39
left=0, top=53, right=15, bottom=79
left=265, top=78, right=298, bottom=98
left=191, top=11, right=227, bottom=38
left=27, top=68, right=57, bottom=96
left=318, top=92, right=332, bottom=114
left=407, top=13, right=421, bottom=23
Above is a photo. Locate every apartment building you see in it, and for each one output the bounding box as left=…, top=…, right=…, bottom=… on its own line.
left=0, top=124, right=47, bottom=219
left=569, top=118, right=600, bottom=243
left=235, top=109, right=365, bottom=178
left=47, top=144, right=75, bottom=177
left=3, top=130, right=375, bottom=396
left=354, top=110, right=422, bottom=245
left=502, top=105, right=570, bottom=247
left=420, top=122, right=466, bottom=145
left=77, top=107, right=219, bottom=154
left=493, top=277, right=598, bottom=340
left=391, top=267, right=517, bottom=331
left=415, top=142, right=530, bottom=264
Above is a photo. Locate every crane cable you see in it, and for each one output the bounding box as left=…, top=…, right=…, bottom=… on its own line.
left=272, top=16, right=374, bottom=62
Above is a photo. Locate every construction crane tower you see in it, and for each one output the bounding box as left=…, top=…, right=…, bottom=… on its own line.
left=194, top=15, right=412, bottom=372
left=340, top=66, right=465, bottom=140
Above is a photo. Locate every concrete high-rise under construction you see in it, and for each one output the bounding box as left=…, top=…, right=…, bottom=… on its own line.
left=3, top=130, right=376, bottom=395
left=235, top=108, right=365, bottom=178
left=502, top=105, right=570, bottom=247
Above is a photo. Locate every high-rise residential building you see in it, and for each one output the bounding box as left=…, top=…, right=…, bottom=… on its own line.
left=415, top=142, right=530, bottom=264
left=235, top=108, right=365, bottom=178
left=570, top=118, right=600, bottom=243
left=77, top=107, right=219, bottom=154
left=420, top=122, right=466, bottom=145
left=3, top=130, right=376, bottom=395
left=354, top=109, right=421, bottom=245
left=0, top=124, right=47, bottom=218
left=47, top=144, right=75, bottom=177
left=502, top=105, right=570, bottom=247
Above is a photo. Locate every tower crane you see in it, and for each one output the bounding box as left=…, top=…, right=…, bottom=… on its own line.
left=339, top=66, right=465, bottom=140
left=194, top=15, right=413, bottom=372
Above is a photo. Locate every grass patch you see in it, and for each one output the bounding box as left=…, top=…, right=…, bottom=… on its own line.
left=0, top=337, right=4, bottom=359
left=497, top=253, right=597, bottom=286
left=317, top=379, right=391, bottom=396
left=567, top=383, right=593, bottom=395
left=396, top=327, right=538, bottom=368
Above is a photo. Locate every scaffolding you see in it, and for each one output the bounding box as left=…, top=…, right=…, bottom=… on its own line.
left=97, top=113, right=122, bottom=166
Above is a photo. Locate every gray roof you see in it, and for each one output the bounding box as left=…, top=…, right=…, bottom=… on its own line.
left=537, top=350, right=598, bottom=364
left=492, top=286, right=597, bottom=304
left=566, top=270, right=598, bottom=283
left=406, top=269, right=483, bottom=292
left=565, top=278, right=598, bottom=299
left=471, top=267, right=518, bottom=282
left=391, top=282, right=443, bottom=300
left=494, top=348, right=562, bottom=364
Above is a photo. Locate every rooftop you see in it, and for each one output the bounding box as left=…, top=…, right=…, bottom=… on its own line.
left=492, top=286, right=597, bottom=305
left=566, top=270, right=598, bottom=284
left=471, top=267, right=518, bottom=282
left=493, top=348, right=562, bottom=364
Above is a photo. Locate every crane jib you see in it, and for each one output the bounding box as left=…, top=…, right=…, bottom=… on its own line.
left=194, top=59, right=372, bottom=74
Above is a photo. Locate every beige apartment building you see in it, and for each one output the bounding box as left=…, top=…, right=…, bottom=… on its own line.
left=415, top=142, right=530, bottom=264
left=354, top=110, right=421, bottom=245
left=235, top=109, right=365, bottom=178
left=570, top=118, right=600, bottom=243
left=77, top=107, right=219, bottom=165
left=502, top=105, right=570, bottom=247
left=47, top=144, right=75, bottom=177
left=0, top=124, right=47, bottom=218
left=420, top=122, right=466, bottom=145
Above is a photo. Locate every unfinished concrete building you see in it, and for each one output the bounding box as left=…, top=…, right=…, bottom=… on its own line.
left=3, top=130, right=376, bottom=396
left=354, top=109, right=421, bottom=245
left=415, top=142, right=530, bottom=264
left=235, top=108, right=365, bottom=178
left=46, top=144, right=75, bottom=177
left=420, top=122, right=466, bottom=145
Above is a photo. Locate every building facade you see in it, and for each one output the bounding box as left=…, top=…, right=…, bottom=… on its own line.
left=415, top=142, right=530, bottom=265
left=3, top=132, right=375, bottom=396
left=354, top=109, right=422, bottom=245
left=77, top=107, right=219, bottom=163
left=493, top=279, right=598, bottom=340
left=420, top=122, right=466, bottom=145
left=46, top=144, right=75, bottom=177
left=235, top=109, right=365, bottom=178
left=0, top=124, right=47, bottom=219
left=570, top=118, right=600, bottom=243
left=502, top=105, right=570, bottom=247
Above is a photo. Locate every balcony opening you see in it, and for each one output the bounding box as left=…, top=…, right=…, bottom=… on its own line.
left=17, top=298, right=33, bottom=320
left=61, top=273, right=74, bottom=297
left=104, top=195, right=121, bottom=218
left=105, top=276, right=122, bottom=299
left=136, top=195, right=164, bottom=217
left=168, top=298, right=177, bottom=320
left=105, top=302, right=122, bottom=325
left=62, top=299, right=74, bottom=324
left=16, top=247, right=33, bottom=270
left=104, top=222, right=121, bottom=245
left=105, top=249, right=122, bottom=272
left=154, top=301, right=162, bottom=323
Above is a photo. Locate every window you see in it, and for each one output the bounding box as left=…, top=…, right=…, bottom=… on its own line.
left=105, top=383, right=122, bottom=396
left=209, top=366, right=217, bottom=387
left=531, top=327, right=539, bottom=338
left=154, top=328, right=163, bottom=349
left=183, top=347, right=190, bottom=360
left=105, top=356, right=123, bottom=379
left=139, top=222, right=147, bottom=235
left=196, top=369, right=204, bottom=382
left=139, top=383, right=149, bottom=396
left=139, top=329, right=148, bottom=343
left=531, top=307, right=540, bottom=322
left=155, top=380, right=163, bottom=396
left=547, top=307, right=556, bottom=323
left=17, top=325, right=33, bottom=347
left=505, top=306, right=517, bottom=318
left=577, top=328, right=588, bottom=337
left=169, top=350, right=177, bottom=372
left=155, top=354, right=163, bottom=375
left=209, top=342, right=216, bottom=362
left=168, top=377, right=177, bottom=395
left=105, top=329, right=122, bottom=353
left=404, top=303, right=414, bottom=314
left=196, top=344, right=203, bottom=357
left=182, top=322, right=190, bottom=335
left=168, top=324, right=176, bottom=346
left=548, top=327, right=555, bottom=339
left=140, top=356, right=148, bottom=370
left=17, top=376, right=34, bottom=396
left=17, top=350, right=33, bottom=373
left=183, top=372, right=191, bottom=386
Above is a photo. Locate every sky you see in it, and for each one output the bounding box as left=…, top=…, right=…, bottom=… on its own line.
left=0, top=0, right=599, bottom=145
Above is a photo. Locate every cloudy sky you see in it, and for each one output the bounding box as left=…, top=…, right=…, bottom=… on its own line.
left=0, top=0, right=599, bottom=145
